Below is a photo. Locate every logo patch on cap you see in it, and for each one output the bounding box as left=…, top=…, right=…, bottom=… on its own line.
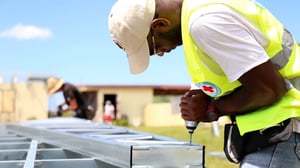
left=196, top=82, right=221, bottom=97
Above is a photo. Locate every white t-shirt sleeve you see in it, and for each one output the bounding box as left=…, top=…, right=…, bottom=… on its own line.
left=189, top=6, right=269, bottom=82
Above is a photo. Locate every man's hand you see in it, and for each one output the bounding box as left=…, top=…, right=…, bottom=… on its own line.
left=180, top=89, right=212, bottom=122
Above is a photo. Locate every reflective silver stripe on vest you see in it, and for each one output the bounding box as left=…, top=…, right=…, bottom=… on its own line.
left=290, top=76, right=300, bottom=90
left=285, top=77, right=300, bottom=90
left=269, top=28, right=299, bottom=91
left=270, top=28, right=294, bottom=70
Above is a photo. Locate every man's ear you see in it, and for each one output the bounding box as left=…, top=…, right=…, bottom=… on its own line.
left=151, top=18, right=171, bottom=32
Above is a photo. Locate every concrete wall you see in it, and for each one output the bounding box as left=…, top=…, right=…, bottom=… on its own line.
left=144, top=103, right=185, bottom=127
left=0, top=82, right=190, bottom=127
left=94, top=87, right=153, bottom=126
left=0, top=82, right=48, bottom=123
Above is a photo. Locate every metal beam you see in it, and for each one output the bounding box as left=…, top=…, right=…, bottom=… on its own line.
left=1, top=118, right=205, bottom=167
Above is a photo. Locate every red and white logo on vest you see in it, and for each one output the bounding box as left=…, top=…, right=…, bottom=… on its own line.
left=196, top=82, right=221, bottom=97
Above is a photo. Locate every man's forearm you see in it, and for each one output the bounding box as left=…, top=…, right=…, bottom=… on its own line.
left=213, top=86, right=275, bottom=116
left=213, top=78, right=286, bottom=116
left=214, top=61, right=287, bottom=117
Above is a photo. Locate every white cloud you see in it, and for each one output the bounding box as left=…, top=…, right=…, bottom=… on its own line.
left=0, top=23, right=53, bottom=40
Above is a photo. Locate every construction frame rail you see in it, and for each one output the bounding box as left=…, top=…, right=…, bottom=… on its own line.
left=0, top=118, right=205, bottom=168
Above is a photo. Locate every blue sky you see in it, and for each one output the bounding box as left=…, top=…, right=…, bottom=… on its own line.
left=0, top=0, right=300, bottom=86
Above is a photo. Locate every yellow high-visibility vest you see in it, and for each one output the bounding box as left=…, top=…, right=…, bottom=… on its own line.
left=182, top=0, right=300, bottom=135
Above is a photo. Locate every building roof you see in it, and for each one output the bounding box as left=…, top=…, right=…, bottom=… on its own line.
left=77, top=84, right=190, bottom=95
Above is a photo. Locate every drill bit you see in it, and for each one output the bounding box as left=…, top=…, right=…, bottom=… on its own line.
left=189, top=131, right=193, bottom=145
left=185, top=121, right=199, bottom=145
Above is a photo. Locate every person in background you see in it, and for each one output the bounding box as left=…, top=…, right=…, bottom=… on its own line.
left=108, top=0, right=300, bottom=167
left=47, top=77, right=92, bottom=119
left=103, top=100, right=115, bottom=124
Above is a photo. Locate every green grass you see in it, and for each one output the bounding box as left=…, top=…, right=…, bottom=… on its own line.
left=127, top=124, right=238, bottom=168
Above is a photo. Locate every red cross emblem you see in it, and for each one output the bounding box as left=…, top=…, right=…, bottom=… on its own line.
left=201, top=85, right=215, bottom=93
left=196, top=82, right=221, bottom=97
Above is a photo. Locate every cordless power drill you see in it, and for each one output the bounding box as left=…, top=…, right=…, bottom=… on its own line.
left=185, top=120, right=199, bottom=145
left=185, top=106, right=217, bottom=145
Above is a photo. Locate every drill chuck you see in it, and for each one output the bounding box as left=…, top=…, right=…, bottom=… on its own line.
left=185, top=120, right=199, bottom=133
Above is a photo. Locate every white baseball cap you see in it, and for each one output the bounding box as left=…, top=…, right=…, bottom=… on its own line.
left=108, top=0, right=156, bottom=74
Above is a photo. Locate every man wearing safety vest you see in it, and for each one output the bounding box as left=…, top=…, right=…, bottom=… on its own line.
left=108, top=0, right=300, bottom=167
